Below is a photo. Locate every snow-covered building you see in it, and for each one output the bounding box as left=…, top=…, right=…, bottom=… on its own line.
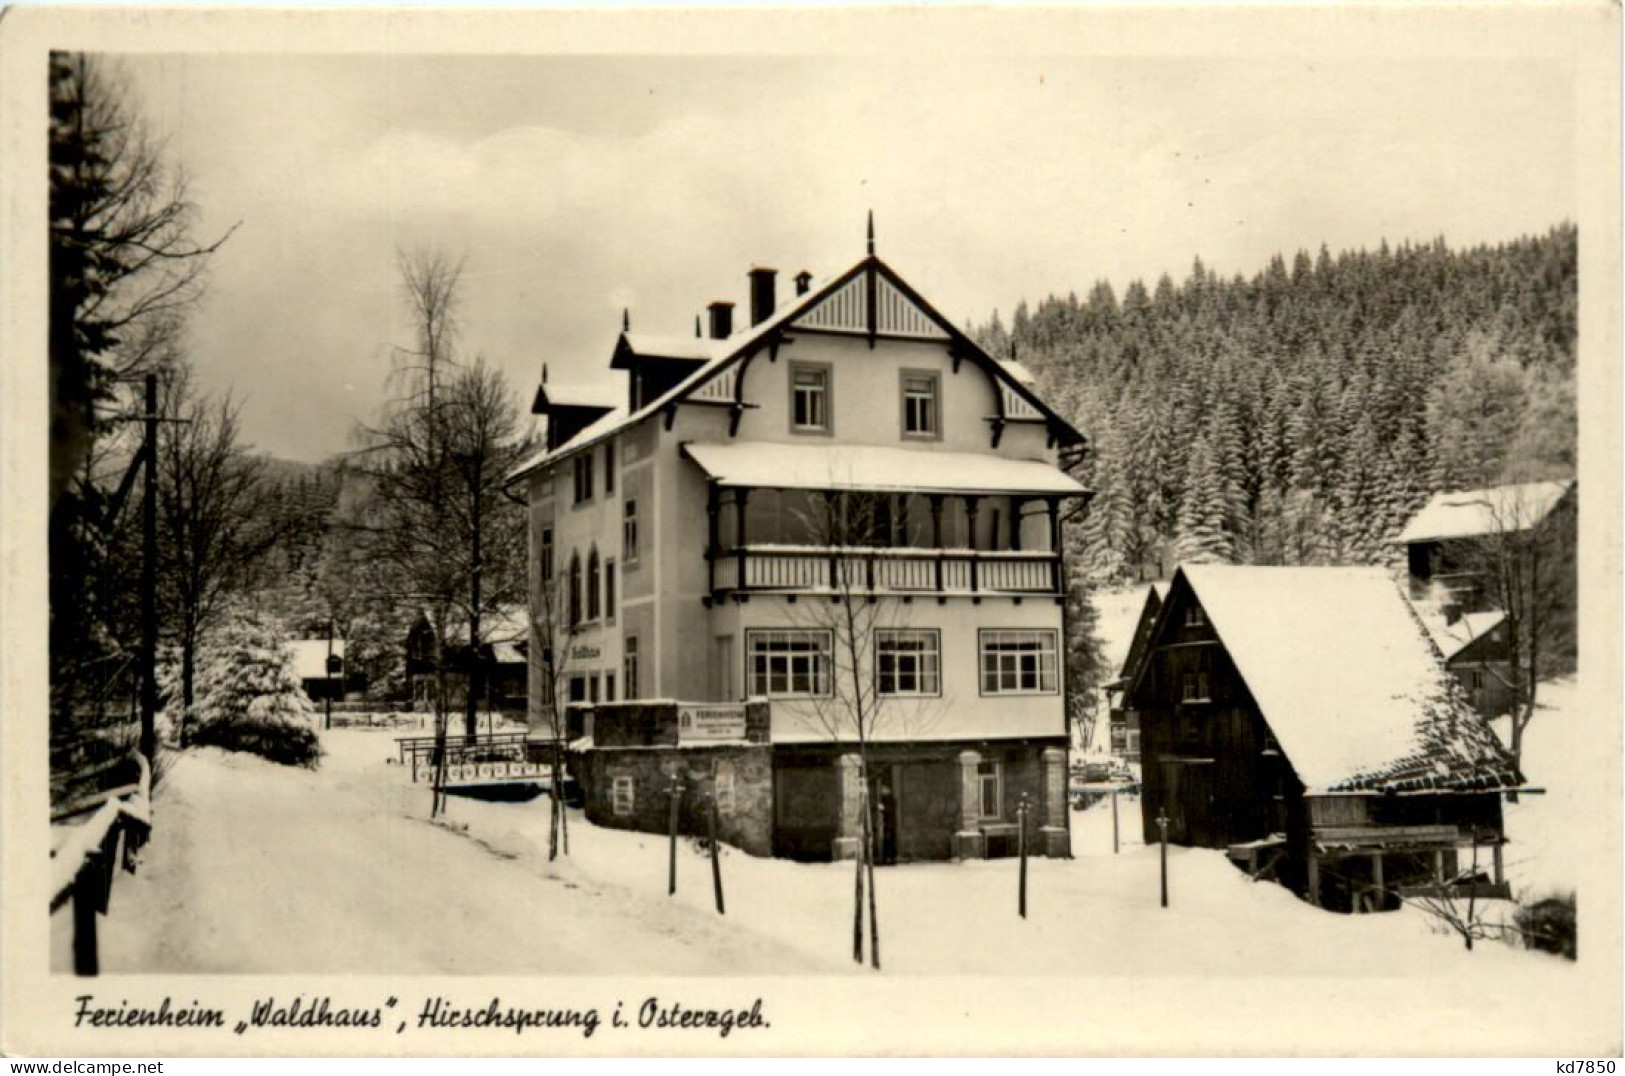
left=288, top=638, right=346, bottom=702
left=509, top=224, right=1091, bottom=861
left=1103, top=582, right=1168, bottom=762
left=1396, top=479, right=1576, bottom=611
left=1126, top=565, right=1523, bottom=911
left=405, top=605, right=530, bottom=713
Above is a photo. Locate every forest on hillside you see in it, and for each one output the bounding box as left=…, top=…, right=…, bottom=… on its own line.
left=973, top=224, right=1578, bottom=583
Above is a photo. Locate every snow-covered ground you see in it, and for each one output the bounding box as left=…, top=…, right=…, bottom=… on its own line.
left=81, top=724, right=1579, bottom=982
left=1494, top=675, right=1582, bottom=901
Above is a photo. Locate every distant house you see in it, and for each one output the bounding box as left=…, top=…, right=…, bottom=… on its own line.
left=1104, top=582, right=1168, bottom=763
left=288, top=638, right=347, bottom=702
left=405, top=606, right=530, bottom=713
left=1396, top=479, right=1575, bottom=611
left=1127, top=565, right=1522, bottom=912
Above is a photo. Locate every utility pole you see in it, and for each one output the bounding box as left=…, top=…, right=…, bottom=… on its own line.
left=139, top=372, right=158, bottom=767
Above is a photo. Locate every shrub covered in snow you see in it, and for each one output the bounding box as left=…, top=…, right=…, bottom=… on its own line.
left=187, top=608, right=323, bottom=769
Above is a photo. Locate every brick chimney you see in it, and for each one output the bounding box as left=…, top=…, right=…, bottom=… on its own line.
left=748, top=267, right=777, bottom=327
left=707, top=301, right=734, bottom=340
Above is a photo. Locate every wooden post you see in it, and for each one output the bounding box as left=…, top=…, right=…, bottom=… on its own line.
left=1018, top=795, right=1029, bottom=918
left=1111, top=787, right=1120, bottom=855
left=667, top=776, right=684, bottom=896
left=139, top=373, right=158, bottom=765
left=1308, top=852, right=1321, bottom=908
left=1372, top=852, right=1385, bottom=911
left=72, top=856, right=101, bottom=976
left=708, top=795, right=725, bottom=915
left=1156, top=810, right=1169, bottom=908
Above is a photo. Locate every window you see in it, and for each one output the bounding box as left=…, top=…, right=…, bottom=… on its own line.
left=1464, top=667, right=1485, bottom=691
left=572, top=454, right=594, bottom=505
left=568, top=675, right=587, bottom=703
left=588, top=674, right=600, bottom=704
left=901, top=371, right=940, bottom=438
left=1185, top=604, right=1206, bottom=627
left=977, top=761, right=1002, bottom=820
left=587, top=548, right=601, bottom=620
left=568, top=554, right=582, bottom=627
left=605, top=671, right=617, bottom=702
left=1181, top=671, right=1211, bottom=703
left=540, top=527, right=554, bottom=582
left=612, top=775, right=634, bottom=816
left=877, top=629, right=941, bottom=697
left=604, top=441, right=615, bottom=495
left=980, top=630, right=1059, bottom=695
left=623, top=499, right=639, bottom=563
left=790, top=363, right=831, bottom=433
left=605, top=559, right=616, bottom=624
left=748, top=630, right=833, bottom=698
left=624, top=636, right=639, bottom=701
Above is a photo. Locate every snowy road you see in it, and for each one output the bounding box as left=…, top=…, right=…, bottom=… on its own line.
left=96, top=736, right=832, bottom=975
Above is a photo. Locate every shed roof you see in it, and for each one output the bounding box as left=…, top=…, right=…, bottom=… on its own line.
left=288, top=639, right=345, bottom=682
left=1158, top=565, right=1520, bottom=795
left=1396, top=480, right=1573, bottom=544
left=680, top=441, right=1088, bottom=497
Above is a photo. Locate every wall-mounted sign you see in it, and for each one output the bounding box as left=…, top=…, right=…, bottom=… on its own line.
left=677, top=704, right=747, bottom=743
left=570, top=645, right=601, bottom=661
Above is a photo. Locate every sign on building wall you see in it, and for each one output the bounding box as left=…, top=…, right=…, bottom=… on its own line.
left=677, top=704, right=747, bottom=743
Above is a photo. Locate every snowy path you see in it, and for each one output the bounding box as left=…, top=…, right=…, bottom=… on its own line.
left=97, top=736, right=833, bottom=975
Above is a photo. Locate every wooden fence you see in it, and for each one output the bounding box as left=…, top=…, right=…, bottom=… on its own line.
left=49, top=753, right=152, bottom=976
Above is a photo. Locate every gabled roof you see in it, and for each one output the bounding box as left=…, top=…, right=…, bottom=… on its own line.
left=507, top=251, right=1088, bottom=485
left=1111, top=582, right=1168, bottom=688
left=611, top=333, right=721, bottom=369
left=1411, top=603, right=1507, bottom=663
left=1135, top=565, right=1520, bottom=795
left=533, top=381, right=619, bottom=413
left=1396, top=480, right=1573, bottom=544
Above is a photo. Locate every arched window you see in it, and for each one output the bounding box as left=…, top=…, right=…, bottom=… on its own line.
left=587, top=547, right=602, bottom=621
left=568, top=552, right=582, bottom=627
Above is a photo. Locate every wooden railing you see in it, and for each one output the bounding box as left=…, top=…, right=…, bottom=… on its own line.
left=713, top=546, right=1060, bottom=597
left=50, top=753, right=152, bottom=976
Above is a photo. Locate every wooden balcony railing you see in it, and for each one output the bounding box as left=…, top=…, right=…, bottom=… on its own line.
left=711, top=545, right=1061, bottom=597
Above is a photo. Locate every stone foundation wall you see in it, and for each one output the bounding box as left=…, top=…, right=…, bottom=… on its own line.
left=578, top=744, right=774, bottom=857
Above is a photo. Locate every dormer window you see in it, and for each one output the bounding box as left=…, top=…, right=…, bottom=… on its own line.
left=901, top=370, right=940, bottom=439
left=790, top=362, right=831, bottom=434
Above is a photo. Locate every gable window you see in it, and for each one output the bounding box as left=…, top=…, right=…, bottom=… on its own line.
left=624, top=636, right=639, bottom=700
left=790, top=363, right=831, bottom=433
left=604, top=441, right=615, bottom=495
left=1181, top=670, right=1211, bottom=703
left=901, top=371, right=940, bottom=438
left=1185, top=604, right=1206, bottom=627
left=980, top=629, right=1058, bottom=695
left=977, top=761, right=1002, bottom=820
left=605, top=559, right=617, bottom=624
left=587, top=548, right=602, bottom=621
left=540, top=527, right=554, bottom=581
left=876, top=629, right=941, bottom=697
left=612, top=775, right=635, bottom=816
left=748, top=629, right=832, bottom=698
left=572, top=453, right=594, bottom=505
left=567, top=554, right=582, bottom=627
left=623, top=499, right=639, bottom=563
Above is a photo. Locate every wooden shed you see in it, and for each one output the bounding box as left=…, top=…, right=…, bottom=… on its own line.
left=1126, top=565, right=1524, bottom=912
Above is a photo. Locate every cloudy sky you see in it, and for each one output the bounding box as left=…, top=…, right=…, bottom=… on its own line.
left=120, top=49, right=1576, bottom=462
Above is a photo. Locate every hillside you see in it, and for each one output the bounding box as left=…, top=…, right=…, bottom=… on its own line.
left=976, top=225, right=1577, bottom=582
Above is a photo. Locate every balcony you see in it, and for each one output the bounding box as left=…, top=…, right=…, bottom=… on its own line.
left=710, top=544, right=1061, bottom=598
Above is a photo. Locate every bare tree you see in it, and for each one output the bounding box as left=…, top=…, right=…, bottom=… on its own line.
left=153, top=367, right=280, bottom=744
left=774, top=488, right=942, bottom=971
left=527, top=559, right=579, bottom=860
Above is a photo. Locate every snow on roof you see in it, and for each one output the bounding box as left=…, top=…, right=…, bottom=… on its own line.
left=620, top=333, right=722, bottom=364
left=1396, top=480, right=1573, bottom=544
left=1410, top=604, right=1506, bottom=662
left=288, top=639, right=345, bottom=682
left=1003, top=359, right=1038, bottom=386
left=539, top=381, right=619, bottom=410
left=1173, top=565, right=1520, bottom=795
left=681, top=441, right=1087, bottom=497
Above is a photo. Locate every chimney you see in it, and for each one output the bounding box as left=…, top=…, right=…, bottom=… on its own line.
left=707, top=301, right=734, bottom=340
left=795, top=270, right=813, bottom=296
left=748, top=266, right=777, bottom=327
